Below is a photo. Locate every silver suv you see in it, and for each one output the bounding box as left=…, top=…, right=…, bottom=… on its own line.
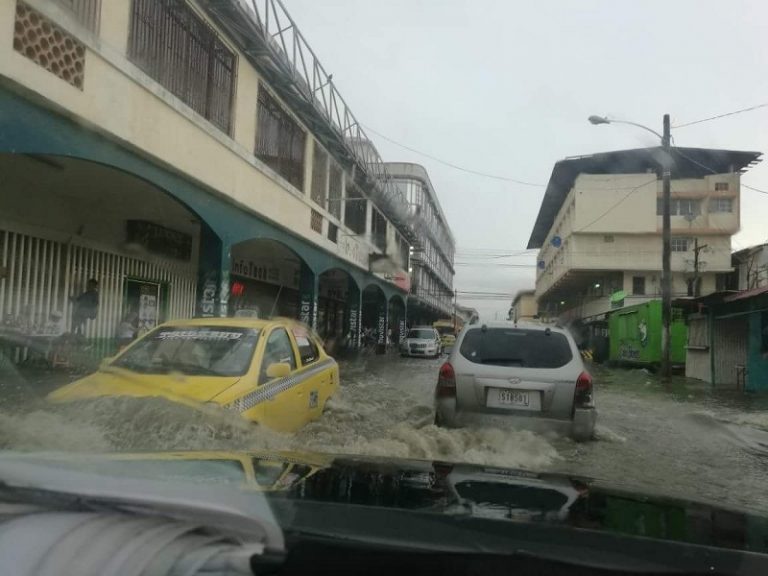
left=434, top=321, right=596, bottom=441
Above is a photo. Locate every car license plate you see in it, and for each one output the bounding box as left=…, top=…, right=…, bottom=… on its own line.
left=498, top=390, right=530, bottom=407
left=486, top=388, right=541, bottom=411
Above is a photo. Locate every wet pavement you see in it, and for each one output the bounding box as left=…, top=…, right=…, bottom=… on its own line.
left=3, top=352, right=768, bottom=514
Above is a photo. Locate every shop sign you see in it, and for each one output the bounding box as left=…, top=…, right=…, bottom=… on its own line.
left=339, top=235, right=368, bottom=268
left=348, top=307, right=359, bottom=347
left=377, top=310, right=386, bottom=346
left=232, top=259, right=289, bottom=287
left=200, top=274, right=217, bottom=318
left=399, top=318, right=406, bottom=342
left=299, top=293, right=312, bottom=326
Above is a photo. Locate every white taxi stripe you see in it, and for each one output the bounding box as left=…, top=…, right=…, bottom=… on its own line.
left=227, top=358, right=337, bottom=413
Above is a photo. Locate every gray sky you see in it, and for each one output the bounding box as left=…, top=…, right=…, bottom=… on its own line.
left=285, top=0, right=768, bottom=319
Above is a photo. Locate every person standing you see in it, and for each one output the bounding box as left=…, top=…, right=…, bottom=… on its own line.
left=72, top=279, right=99, bottom=336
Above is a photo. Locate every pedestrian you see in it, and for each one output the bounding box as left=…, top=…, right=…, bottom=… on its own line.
left=71, top=278, right=99, bottom=336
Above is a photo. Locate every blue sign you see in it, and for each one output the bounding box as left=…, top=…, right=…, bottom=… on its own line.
left=537, top=260, right=546, bottom=269
left=550, top=236, right=562, bottom=248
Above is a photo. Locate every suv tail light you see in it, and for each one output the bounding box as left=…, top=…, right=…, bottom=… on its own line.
left=436, top=362, right=456, bottom=398
left=574, top=371, right=593, bottom=407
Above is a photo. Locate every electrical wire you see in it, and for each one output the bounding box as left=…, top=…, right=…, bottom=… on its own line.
left=571, top=178, right=658, bottom=233
left=362, top=123, right=546, bottom=187
left=672, top=102, right=768, bottom=129
left=742, top=184, right=768, bottom=195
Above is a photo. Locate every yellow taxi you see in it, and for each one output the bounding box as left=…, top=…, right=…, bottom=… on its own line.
left=47, top=317, right=339, bottom=433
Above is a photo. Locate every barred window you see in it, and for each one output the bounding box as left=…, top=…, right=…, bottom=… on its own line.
left=255, top=86, right=306, bottom=190
left=345, top=184, right=366, bottom=235
left=709, top=197, right=733, bottom=213
left=128, top=0, right=236, bottom=135
left=371, top=208, right=387, bottom=251
left=328, top=162, right=343, bottom=220
left=311, top=142, right=328, bottom=207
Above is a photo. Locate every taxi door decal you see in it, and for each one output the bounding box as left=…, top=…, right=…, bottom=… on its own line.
left=227, top=358, right=336, bottom=413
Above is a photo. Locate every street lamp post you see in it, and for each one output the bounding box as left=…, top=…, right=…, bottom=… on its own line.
left=588, top=114, right=673, bottom=378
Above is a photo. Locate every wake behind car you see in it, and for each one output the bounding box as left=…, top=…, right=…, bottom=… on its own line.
left=434, top=321, right=596, bottom=441
left=400, top=326, right=442, bottom=358
left=47, top=317, right=338, bottom=433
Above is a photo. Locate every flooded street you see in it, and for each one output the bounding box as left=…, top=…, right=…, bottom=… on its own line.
left=3, top=353, right=768, bottom=514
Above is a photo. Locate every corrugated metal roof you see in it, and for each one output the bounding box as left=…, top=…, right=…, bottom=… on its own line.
left=724, top=285, right=768, bottom=302
left=527, top=147, right=762, bottom=249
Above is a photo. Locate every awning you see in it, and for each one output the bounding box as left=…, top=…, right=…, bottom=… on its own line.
left=610, top=290, right=626, bottom=303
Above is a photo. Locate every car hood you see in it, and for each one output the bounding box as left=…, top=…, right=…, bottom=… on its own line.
left=4, top=449, right=767, bottom=560
left=403, top=338, right=437, bottom=344
left=46, top=367, right=242, bottom=405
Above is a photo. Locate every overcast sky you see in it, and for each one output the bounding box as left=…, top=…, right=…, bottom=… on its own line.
left=285, top=0, right=768, bottom=320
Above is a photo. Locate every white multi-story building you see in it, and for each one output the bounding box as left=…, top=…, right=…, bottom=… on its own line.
left=528, top=147, right=761, bottom=322
left=387, top=163, right=455, bottom=321
left=0, top=0, right=446, bottom=357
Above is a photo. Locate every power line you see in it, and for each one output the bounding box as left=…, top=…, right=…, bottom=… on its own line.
left=362, top=123, right=546, bottom=187
left=454, top=263, right=536, bottom=268
left=743, top=184, right=768, bottom=195
left=672, top=102, right=768, bottom=129
left=572, top=178, right=657, bottom=233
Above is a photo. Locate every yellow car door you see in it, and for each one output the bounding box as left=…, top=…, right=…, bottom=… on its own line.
left=289, top=326, right=334, bottom=421
left=256, top=326, right=304, bottom=432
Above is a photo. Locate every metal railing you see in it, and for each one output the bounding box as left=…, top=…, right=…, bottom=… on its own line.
left=235, top=0, right=414, bottom=238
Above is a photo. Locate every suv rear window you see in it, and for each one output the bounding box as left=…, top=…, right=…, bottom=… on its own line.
left=459, top=328, right=573, bottom=368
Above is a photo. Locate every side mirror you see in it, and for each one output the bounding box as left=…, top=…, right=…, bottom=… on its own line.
left=266, top=362, right=291, bottom=379
left=99, top=356, right=115, bottom=370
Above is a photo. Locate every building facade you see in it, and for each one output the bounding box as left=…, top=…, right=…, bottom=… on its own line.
left=387, top=163, right=456, bottom=324
left=0, top=0, right=447, bottom=359
left=732, top=244, right=768, bottom=291
left=528, top=148, right=761, bottom=326
left=509, top=290, right=538, bottom=322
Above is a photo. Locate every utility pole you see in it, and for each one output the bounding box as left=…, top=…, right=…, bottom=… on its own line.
left=692, top=238, right=708, bottom=297
left=453, top=289, right=457, bottom=333
left=660, top=114, right=672, bottom=379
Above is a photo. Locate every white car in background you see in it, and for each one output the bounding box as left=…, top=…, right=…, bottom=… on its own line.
left=400, top=327, right=442, bottom=358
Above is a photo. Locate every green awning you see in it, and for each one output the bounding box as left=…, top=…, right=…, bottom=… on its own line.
left=610, top=290, right=627, bottom=303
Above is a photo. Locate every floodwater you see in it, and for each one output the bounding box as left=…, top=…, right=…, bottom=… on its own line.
left=2, top=353, right=768, bottom=514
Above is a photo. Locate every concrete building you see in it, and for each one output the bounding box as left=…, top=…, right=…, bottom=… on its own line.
left=454, top=303, right=479, bottom=326
left=683, top=287, right=768, bottom=391
left=509, top=290, right=538, bottom=322
left=387, top=163, right=455, bottom=323
left=0, top=0, right=448, bottom=358
left=528, top=147, right=761, bottom=326
left=732, top=244, right=768, bottom=290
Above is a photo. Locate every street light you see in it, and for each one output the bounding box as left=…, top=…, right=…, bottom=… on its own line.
left=589, top=113, right=673, bottom=379
left=587, top=115, right=665, bottom=140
